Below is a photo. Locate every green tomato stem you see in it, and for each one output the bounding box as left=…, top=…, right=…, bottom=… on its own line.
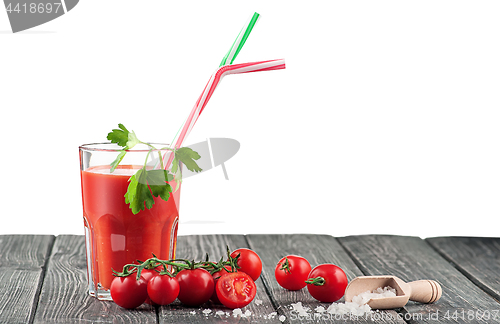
left=305, top=276, right=326, bottom=286
left=279, top=257, right=291, bottom=274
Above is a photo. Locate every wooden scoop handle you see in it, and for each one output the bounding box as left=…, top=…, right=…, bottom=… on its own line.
left=408, top=280, right=442, bottom=304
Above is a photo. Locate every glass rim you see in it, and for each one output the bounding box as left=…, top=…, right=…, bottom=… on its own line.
left=79, top=142, right=172, bottom=153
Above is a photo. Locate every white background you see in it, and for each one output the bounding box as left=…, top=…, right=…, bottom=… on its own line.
left=1, top=1, right=499, bottom=238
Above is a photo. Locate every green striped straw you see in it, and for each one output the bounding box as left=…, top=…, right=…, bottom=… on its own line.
left=168, top=12, right=260, bottom=147
left=219, top=12, right=260, bottom=67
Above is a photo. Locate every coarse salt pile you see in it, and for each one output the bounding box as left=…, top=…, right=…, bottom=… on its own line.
left=352, top=286, right=397, bottom=306
left=289, top=286, right=397, bottom=318
left=232, top=308, right=252, bottom=318
left=327, top=286, right=397, bottom=317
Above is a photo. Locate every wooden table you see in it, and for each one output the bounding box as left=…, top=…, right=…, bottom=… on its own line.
left=1, top=234, right=499, bottom=324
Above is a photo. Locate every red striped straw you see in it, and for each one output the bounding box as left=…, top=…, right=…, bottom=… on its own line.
left=161, top=58, right=285, bottom=169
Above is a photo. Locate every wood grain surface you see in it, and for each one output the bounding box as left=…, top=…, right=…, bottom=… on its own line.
left=427, top=237, right=500, bottom=303
left=32, top=235, right=156, bottom=324
left=2, top=234, right=500, bottom=324
left=0, top=235, right=54, bottom=324
left=339, top=235, right=500, bottom=324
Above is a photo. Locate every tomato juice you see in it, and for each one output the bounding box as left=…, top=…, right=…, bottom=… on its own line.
left=81, top=165, right=180, bottom=299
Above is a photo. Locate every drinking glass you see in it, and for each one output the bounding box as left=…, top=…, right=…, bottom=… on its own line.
left=79, top=143, right=180, bottom=300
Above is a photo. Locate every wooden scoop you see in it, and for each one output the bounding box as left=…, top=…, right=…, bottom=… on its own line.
left=344, top=275, right=442, bottom=309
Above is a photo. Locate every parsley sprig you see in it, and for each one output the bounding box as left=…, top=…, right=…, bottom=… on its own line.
left=106, top=124, right=202, bottom=214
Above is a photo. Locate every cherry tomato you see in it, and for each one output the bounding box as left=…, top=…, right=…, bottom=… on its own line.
left=141, top=268, right=159, bottom=305
left=216, top=272, right=257, bottom=309
left=275, top=255, right=312, bottom=290
left=230, top=248, right=262, bottom=281
left=176, top=268, right=214, bottom=306
left=147, top=274, right=180, bottom=306
left=110, top=275, right=148, bottom=309
left=210, top=266, right=234, bottom=304
left=306, top=264, right=348, bottom=302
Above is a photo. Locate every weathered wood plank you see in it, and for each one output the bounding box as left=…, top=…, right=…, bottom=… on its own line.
left=0, top=235, right=54, bottom=324
left=339, top=235, right=500, bottom=324
left=427, top=237, right=500, bottom=303
left=33, top=235, right=156, bottom=324
left=159, top=234, right=281, bottom=324
left=0, top=235, right=54, bottom=269
left=246, top=234, right=404, bottom=324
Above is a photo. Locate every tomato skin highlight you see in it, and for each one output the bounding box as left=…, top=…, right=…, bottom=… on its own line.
left=275, top=255, right=312, bottom=291
left=176, top=268, right=215, bottom=306
left=230, top=248, right=262, bottom=281
left=147, top=275, right=180, bottom=306
left=306, top=264, right=348, bottom=302
left=216, top=272, right=257, bottom=309
left=110, top=275, right=148, bottom=309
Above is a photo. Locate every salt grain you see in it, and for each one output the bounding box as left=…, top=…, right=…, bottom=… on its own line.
left=279, top=315, right=286, bottom=322
left=202, top=309, right=212, bottom=315
left=215, top=310, right=225, bottom=316
left=232, top=309, right=243, bottom=317
left=255, top=299, right=263, bottom=305
left=290, top=302, right=310, bottom=317
left=231, top=308, right=251, bottom=318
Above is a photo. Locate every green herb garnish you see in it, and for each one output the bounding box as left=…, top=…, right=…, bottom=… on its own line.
left=106, top=123, right=202, bottom=214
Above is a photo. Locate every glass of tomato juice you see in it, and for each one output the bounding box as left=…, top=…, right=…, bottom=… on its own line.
left=79, top=143, right=180, bottom=300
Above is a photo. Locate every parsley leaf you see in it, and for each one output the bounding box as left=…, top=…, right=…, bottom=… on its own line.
left=126, top=131, right=140, bottom=149
left=107, top=124, right=130, bottom=148
left=107, top=124, right=142, bottom=172
left=174, top=147, right=202, bottom=173
left=147, top=170, right=174, bottom=201
left=107, top=123, right=140, bottom=149
left=107, top=124, right=202, bottom=215
left=124, top=168, right=174, bottom=214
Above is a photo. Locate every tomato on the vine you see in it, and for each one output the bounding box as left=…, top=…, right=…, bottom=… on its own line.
left=275, top=255, right=311, bottom=291
left=216, top=271, right=257, bottom=309
left=147, top=274, right=180, bottom=306
left=176, top=268, right=214, bottom=306
left=110, top=275, right=148, bottom=309
left=230, top=248, right=262, bottom=281
left=305, top=264, right=348, bottom=302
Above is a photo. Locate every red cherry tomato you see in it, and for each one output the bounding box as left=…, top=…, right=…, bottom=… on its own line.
left=176, top=268, right=214, bottom=306
left=306, top=264, right=348, bottom=302
left=216, top=272, right=257, bottom=309
left=230, top=248, right=262, bottom=281
left=147, top=274, right=180, bottom=306
left=110, top=275, right=148, bottom=309
left=210, top=266, right=234, bottom=304
left=140, top=268, right=158, bottom=282
left=141, top=268, right=159, bottom=305
left=275, top=255, right=312, bottom=290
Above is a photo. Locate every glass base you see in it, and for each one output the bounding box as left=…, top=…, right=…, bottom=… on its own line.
left=88, top=287, right=113, bottom=301
left=84, top=225, right=112, bottom=301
